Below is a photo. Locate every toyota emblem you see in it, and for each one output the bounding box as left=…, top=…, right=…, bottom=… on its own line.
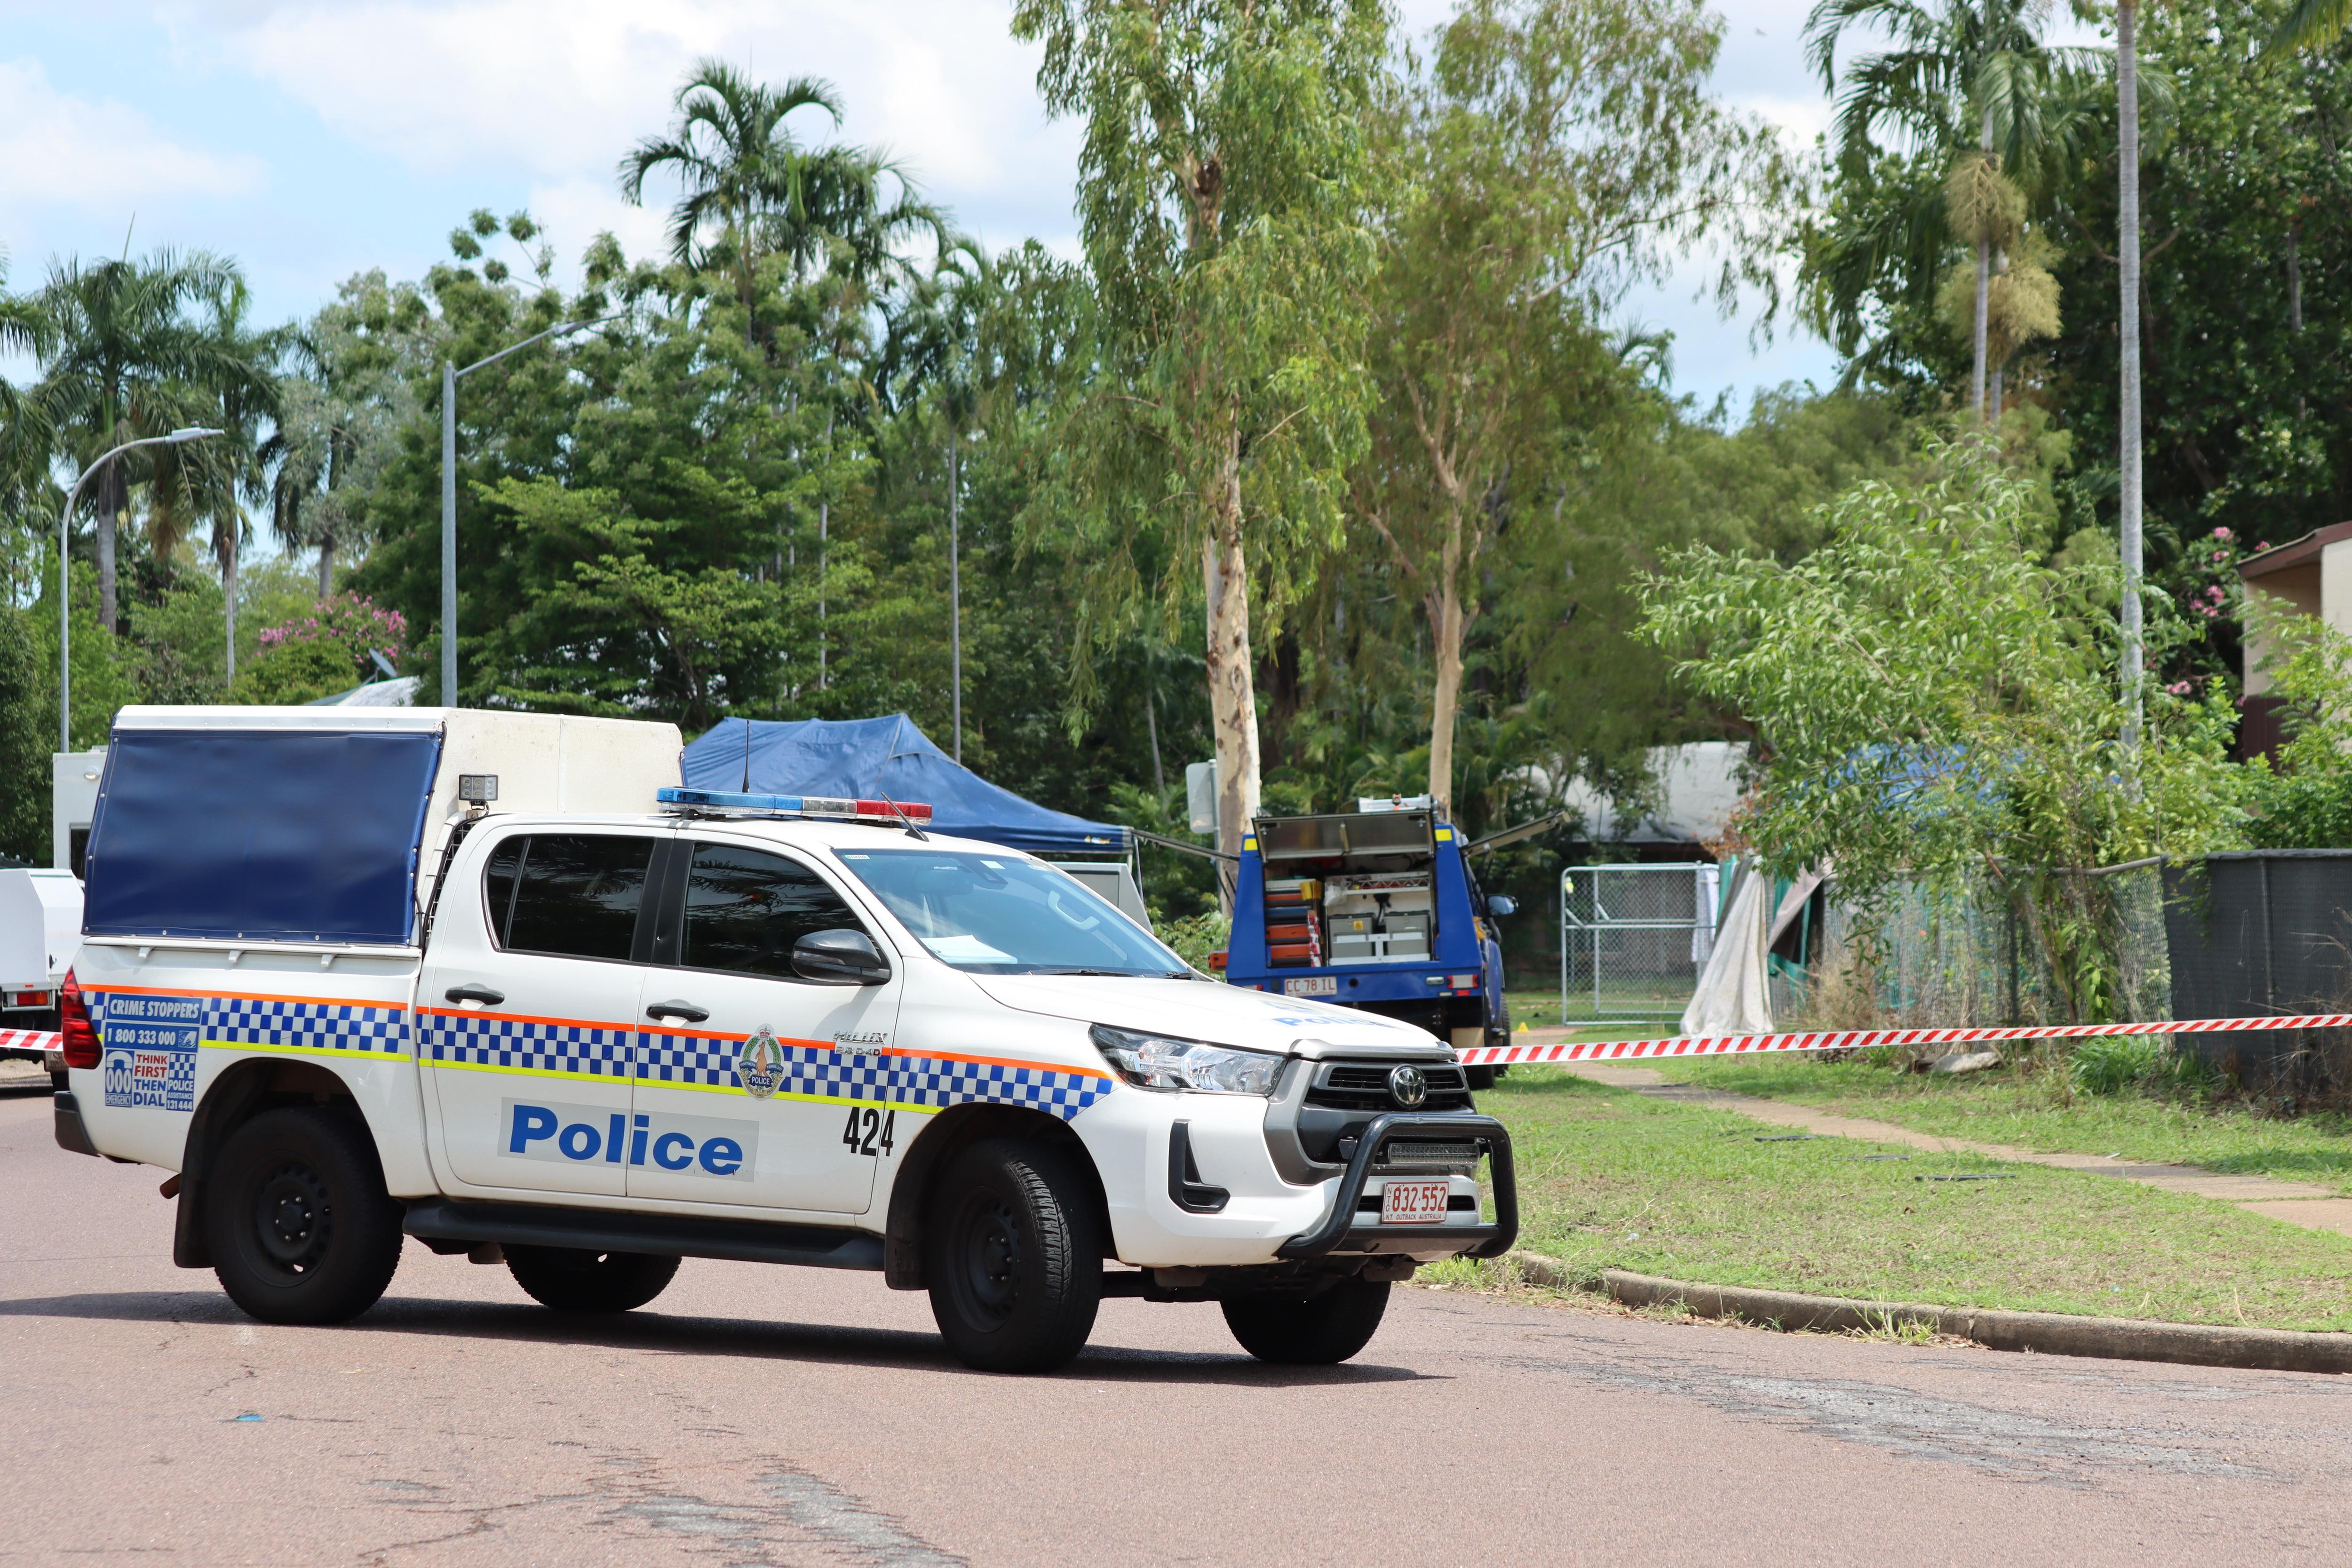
left=1388, top=1065, right=1429, bottom=1108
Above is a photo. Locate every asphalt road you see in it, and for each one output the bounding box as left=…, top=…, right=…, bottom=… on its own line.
left=8, top=1087, right=2352, bottom=1568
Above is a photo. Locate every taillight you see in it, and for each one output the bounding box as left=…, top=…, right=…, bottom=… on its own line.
left=60, top=971, right=100, bottom=1070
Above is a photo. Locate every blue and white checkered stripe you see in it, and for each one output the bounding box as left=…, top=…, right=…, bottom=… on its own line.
left=639, top=1029, right=1112, bottom=1120
left=89, top=991, right=410, bottom=1058
left=209, top=995, right=409, bottom=1056
left=423, top=1011, right=633, bottom=1082
left=891, top=1057, right=1112, bottom=1118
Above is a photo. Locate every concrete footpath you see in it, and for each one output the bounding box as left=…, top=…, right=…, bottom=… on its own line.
left=1555, top=1059, right=2352, bottom=1238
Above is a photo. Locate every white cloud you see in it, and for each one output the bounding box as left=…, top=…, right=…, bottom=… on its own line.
left=0, top=56, right=262, bottom=210
left=199, top=0, right=1078, bottom=244
left=524, top=175, right=671, bottom=271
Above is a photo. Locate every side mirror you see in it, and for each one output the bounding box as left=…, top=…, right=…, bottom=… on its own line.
left=791, top=928, right=892, bottom=985
left=1486, top=895, right=1518, bottom=917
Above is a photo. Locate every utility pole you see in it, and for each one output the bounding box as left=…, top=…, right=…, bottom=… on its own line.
left=440, top=313, right=620, bottom=706
left=2118, top=0, right=2144, bottom=753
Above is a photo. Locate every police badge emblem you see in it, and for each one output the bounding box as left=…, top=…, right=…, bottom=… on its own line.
left=738, top=1027, right=787, bottom=1099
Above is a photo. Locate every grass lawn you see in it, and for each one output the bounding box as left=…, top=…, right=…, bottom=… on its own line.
left=1471, top=1066, right=2352, bottom=1331
left=1644, top=1054, right=2352, bottom=1193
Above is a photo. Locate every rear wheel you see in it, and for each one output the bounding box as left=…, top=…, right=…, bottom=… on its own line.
left=925, top=1138, right=1103, bottom=1374
left=206, top=1106, right=404, bottom=1325
left=1223, top=1278, right=1391, bottom=1365
left=505, top=1246, right=679, bottom=1313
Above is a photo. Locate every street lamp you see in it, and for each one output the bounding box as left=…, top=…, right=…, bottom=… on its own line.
left=440, top=314, right=622, bottom=707
left=59, top=426, right=223, bottom=752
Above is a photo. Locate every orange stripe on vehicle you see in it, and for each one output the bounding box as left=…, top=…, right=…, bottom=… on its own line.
left=85, top=981, right=401, bottom=1011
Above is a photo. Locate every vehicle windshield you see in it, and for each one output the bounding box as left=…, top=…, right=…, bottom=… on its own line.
left=832, top=848, right=1189, bottom=976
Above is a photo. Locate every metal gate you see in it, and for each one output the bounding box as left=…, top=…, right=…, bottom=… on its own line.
left=1559, top=863, right=1712, bottom=1023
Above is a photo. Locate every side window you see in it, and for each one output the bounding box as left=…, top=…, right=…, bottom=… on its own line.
left=683, top=843, right=867, bottom=980
left=500, top=835, right=655, bottom=962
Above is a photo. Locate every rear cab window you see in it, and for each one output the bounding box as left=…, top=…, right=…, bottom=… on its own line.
left=482, top=834, right=656, bottom=962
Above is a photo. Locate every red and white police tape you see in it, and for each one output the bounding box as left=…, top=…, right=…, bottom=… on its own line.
left=0, top=1028, right=61, bottom=1059
left=1454, top=1013, right=2352, bottom=1068
left=8, top=1018, right=2347, bottom=1075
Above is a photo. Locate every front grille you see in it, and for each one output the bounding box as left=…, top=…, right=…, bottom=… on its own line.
left=1308, top=1060, right=1473, bottom=1113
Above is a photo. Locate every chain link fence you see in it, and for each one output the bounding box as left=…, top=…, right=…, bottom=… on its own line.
left=1559, top=863, right=1712, bottom=1023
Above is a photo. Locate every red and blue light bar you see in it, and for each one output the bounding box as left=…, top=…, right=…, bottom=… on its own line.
left=657, top=786, right=934, bottom=825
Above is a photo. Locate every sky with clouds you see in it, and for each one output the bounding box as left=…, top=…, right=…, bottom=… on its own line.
left=0, top=0, right=2102, bottom=413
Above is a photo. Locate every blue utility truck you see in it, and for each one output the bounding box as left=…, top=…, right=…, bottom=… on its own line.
left=1220, top=799, right=1518, bottom=1087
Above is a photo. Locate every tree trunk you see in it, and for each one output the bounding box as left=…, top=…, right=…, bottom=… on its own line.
left=221, top=526, right=239, bottom=684
left=948, top=437, right=962, bottom=764
left=1201, top=423, right=1261, bottom=881
left=2118, top=0, right=2145, bottom=753
left=2288, top=222, right=2304, bottom=332
left=1425, top=511, right=1467, bottom=820
left=1972, top=103, right=1993, bottom=420
left=1972, top=237, right=1990, bottom=418
left=316, top=539, right=333, bottom=599
left=95, top=458, right=121, bottom=635
left=1145, top=676, right=1165, bottom=796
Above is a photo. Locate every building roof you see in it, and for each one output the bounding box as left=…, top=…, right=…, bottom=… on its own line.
left=2239, top=521, right=2352, bottom=582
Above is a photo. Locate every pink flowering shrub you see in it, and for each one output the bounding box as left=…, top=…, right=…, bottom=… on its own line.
left=255, top=593, right=408, bottom=678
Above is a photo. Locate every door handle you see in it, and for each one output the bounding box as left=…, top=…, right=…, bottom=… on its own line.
left=444, top=983, right=505, bottom=1006
left=645, top=999, right=710, bottom=1023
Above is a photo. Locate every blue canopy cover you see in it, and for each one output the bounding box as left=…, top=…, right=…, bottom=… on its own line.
left=680, top=715, right=1131, bottom=856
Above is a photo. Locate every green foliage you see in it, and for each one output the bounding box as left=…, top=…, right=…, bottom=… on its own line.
left=1156, top=910, right=1232, bottom=972
left=2069, top=1035, right=2166, bottom=1096
left=0, top=607, right=52, bottom=862
left=1642, top=435, right=2249, bottom=1018
left=2240, top=604, right=2352, bottom=847
left=229, top=637, right=358, bottom=706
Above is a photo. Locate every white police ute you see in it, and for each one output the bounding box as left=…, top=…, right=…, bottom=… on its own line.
left=54, top=707, right=1516, bottom=1373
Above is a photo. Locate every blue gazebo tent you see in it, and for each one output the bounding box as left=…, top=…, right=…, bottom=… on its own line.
left=679, top=715, right=1132, bottom=856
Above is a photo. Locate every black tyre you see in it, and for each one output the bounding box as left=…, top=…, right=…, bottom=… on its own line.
left=1223, top=1278, right=1391, bottom=1365
left=925, top=1137, right=1103, bottom=1373
left=505, top=1246, right=679, bottom=1313
left=1464, top=1066, right=1498, bottom=1091
left=206, top=1106, right=405, bottom=1326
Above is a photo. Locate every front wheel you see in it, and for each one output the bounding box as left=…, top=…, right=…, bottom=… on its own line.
left=925, top=1138, right=1103, bottom=1374
left=206, top=1106, right=405, bottom=1325
left=506, top=1246, right=679, bottom=1313
left=1223, top=1278, right=1391, bottom=1365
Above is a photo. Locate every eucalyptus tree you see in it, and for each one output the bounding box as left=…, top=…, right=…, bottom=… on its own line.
left=1011, top=0, right=1383, bottom=861
left=273, top=273, right=435, bottom=597
left=1362, top=0, right=1796, bottom=818
left=1804, top=0, right=2102, bottom=411
left=28, top=249, right=249, bottom=630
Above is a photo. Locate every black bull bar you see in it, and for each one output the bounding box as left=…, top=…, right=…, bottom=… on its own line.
left=1276, top=1111, right=1518, bottom=1261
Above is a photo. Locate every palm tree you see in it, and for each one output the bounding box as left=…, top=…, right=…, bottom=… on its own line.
left=28, top=249, right=247, bottom=630
left=619, top=61, right=846, bottom=334
left=1805, top=0, right=2103, bottom=415
left=881, top=239, right=995, bottom=759
left=2267, top=0, right=2352, bottom=56
left=148, top=280, right=283, bottom=682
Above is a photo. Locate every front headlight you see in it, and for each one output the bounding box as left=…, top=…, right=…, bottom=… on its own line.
left=1089, top=1024, right=1284, bottom=1096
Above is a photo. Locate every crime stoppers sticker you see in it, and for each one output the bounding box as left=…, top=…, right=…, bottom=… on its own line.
left=101, top=994, right=200, bottom=1112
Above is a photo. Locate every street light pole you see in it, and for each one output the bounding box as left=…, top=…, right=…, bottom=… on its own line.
left=58, top=427, right=223, bottom=753
left=439, top=313, right=621, bottom=707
